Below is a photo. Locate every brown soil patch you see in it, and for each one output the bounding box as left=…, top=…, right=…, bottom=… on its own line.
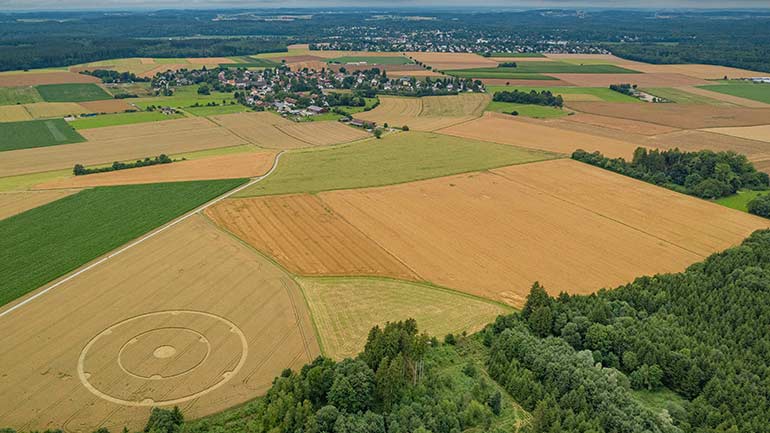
left=318, top=159, right=768, bottom=306
left=567, top=101, right=770, bottom=129
left=701, top=125, right=770, bottom=144
left=0, top=190, right=78, bottom=220
left=206, top=194, right=417, bottom=280
left=437, top=112, right=641, bottom=159
left=79, top=99, right=134, bottom=114
left=0, top=117, right=245, bottom=177
left=552, top=73, right=711, bottom=87
left=565, top=112, right=680, bottom=136
left=679, top=86, right=770, bottom=108
left=355, top=94, right=488, bottom=131
left=0, top=72, right=100, bottom=87
left=34, top=152, right=275, bottom=189
left=478, top=78, right=573, bottom=86
left=0, top=214, right=319, bottom=431
left=209, top=112, right=312, bottom=149
left=404, top=52, right=498, bottom=71
left=0, top=105, right=33, bottom=122
left=276, top=122, right=370, bottom=146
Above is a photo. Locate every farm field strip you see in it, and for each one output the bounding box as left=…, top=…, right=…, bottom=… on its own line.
left=641, top=87, right=727, bottom=105
left=314, top=159, right=769, bottom=306
left=0, top=119, right=85, bottom=152
left=437, top=112, right=642, bottom=159
left=234, top=130, right=558, bottom=197
left=0, top=86, right=42, bottom=105
left=680, top=86, right=770, bottom=108
left=564, top=112, right=680, bottom=136
left=354, top=94, right=489, bottom=131
left=0, top=190, right=78, bottom=221
left=551, top=73, right=711, bottom=87
left=0, top=72, right=101, bottom=87
left=208, top=111, right=310, bottom=149
left=698, top=83, right=770, bottom=105
left=299, top=276, right=510, bottom=359
left=701, top=124, right=770, bottom=144
left=404, top=52, right=499, bottom=70
left=0, top=213, right=319, bottom=432
left=274, top=121, right=370, bottom=146
left=36, top=83, right=112, bottom=102
left=485, top=85, right=641, bottom=103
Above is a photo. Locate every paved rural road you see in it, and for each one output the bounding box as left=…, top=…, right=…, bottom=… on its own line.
left=0, top=151, right=286, bottom=319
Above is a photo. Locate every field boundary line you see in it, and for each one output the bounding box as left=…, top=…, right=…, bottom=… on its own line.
left=0, top=151, right=285, bottom=319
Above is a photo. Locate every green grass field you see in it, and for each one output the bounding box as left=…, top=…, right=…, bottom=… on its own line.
left=184, top=104, right=250, bottom=117
left=486, top=85, right=640, bottom=102
left=35, top=83, right=112, bottom=102
left=235, top=130, right=559, bottom=197
left=133, top=86, right=237, bottom=110
left=485, top=101, right=567, bottom=118
left=491, top=52, right=545, bottom=58
left=69, top=111, right=183, bottom=129
left=698, top=83, right=770, bottom=104
left=631, top=388, right=687, bottom=417
left=642, top=87, right=723, bottom=104
left=0, top=86, right=42, bottom=105
left=0, top=178, right=246, bottom=306
left=0, top=119, right=85, bottom=152
left=715, top=190, right=768, bottom=212
left=299, top=276, right=510, bottom=359
left=328, top=56, right=413, bottom=65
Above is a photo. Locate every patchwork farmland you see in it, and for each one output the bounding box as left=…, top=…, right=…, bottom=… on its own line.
left=3, top=38, right=770, bottom=433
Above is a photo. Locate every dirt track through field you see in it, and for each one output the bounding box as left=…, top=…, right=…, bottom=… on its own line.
left=0, top=214, right=319, bottom=432
left=315, top=159, right=768, bottom=306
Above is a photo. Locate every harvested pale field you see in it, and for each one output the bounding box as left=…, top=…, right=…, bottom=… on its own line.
left=206, top=194, right=417, bottom=280
left=78, top=99, right=133, bottom=114
left=0, top=105, right=33, bottom=122
left=565, top=112, right=680, bottom=136
left=680, top=86, right=770, bottom=108
left=137, top=64, right=188, bottom=79
left=567, top=101, right=770, bottom=129
left=34, top=152, right=276, bottom=189
left=288, top=61, right=328, bottom=71
left=754, top=159, right=770, bottom=174
left=387, top=70, right=446, bottom=78
left=618, top=63, right=765, bottom=79
left=479, top=78, right=572, bottom=86
left=0, top=117, right=245, bottom=177
left=552, top=73, right=711, bottom=87
left=279, top=55, right=326, bottom=63
left=0, top=214, right=319, bottom=432
left=24, top=102, right=88, bottom=118
left=318, top=159, right=769, bottom=306
left=0, top=190, right=77, bottom=220
left=187, top=57, right=232, bottom=65
left=0, top=72, right=99, bottom=87
left=491, top=56, right=555, bottom=62
left=208, top=112, right=310, bottom=149
left=533, top=117, right=653, bottom=147
left=544, top=53, right=631, bottom=63
left=652, top=129, right=770, bottom=162
left=299, top=276, right=510, bottom=360
left=437, top=112, right=641, bottom=159
left=355, top=94, right=487, bottom=131
left=404, top=52, right=498, bottom=70
left=139, top=58, right=155, bottom=64
left=276, top=121, right=370, bottom=146
left=701, top=125, right=770, bottom=144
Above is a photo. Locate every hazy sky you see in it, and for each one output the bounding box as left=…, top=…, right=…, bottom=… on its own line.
left=3, top=0, right=770, bottom=10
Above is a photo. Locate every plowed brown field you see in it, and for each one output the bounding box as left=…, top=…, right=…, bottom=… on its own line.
left=0, top=190, right=77, bottom=220
left=79, top=99, right=133, bottom=114
left=437, top=112, right=641, bottom=158
left=0, top=72, right=100, bottom=87
left=205, top=194, right=418, bottom=280
left=317, top=159, right=769, bottom=306
left=0, top=117, right=245, bottom=177
left=0, top=214, right=319, bottom=432
left=276, top=121, right=370, bottom=146
left=33, top=152, right=275, bottom=189
left=565, top=112, right=680, bottom=136
left=566, top=101, right=770, bottom=129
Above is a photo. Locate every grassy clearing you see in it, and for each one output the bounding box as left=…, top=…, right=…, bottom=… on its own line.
left=631, top=388, right=687, bottom=416
left=642, top=87, right=722, bottom=104
left=133, top=86, right=237, bottom=110
left=698, top=83, right=770, bottom=104
left=0, top=119, right=85, bottom=152
left=69, top=111, right=182, bottom=129
left=36, top=83, right=112, bottom=102
left=491, top=52, right=544, bottom=58
left=485, top=101, right=567, bottom=118
left=486, top=85, right=640, bottom=103
left=235, top=130, right=559, bottom=197
left=184, top=104, right=250, bottom=117
left=0, top=178, right=246, bottom=306
left=299, top=276, right=511, bottom=360
left=328, top=56, right=413, bottom=65
left=0, top=87, right=42, bottom=105
left=715, top=190, right=768, bottom=212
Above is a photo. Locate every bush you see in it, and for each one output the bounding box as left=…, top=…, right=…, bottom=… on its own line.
left=748, top=194, right=770, bottom=217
